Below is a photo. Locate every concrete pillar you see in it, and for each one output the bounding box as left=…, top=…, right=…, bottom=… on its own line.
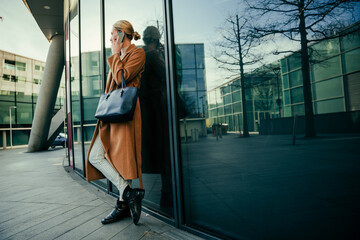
left=28, top=35, right=64, bottom=152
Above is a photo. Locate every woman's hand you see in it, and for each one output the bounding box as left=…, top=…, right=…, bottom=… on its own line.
left=111, top=32, right=123, bottom=55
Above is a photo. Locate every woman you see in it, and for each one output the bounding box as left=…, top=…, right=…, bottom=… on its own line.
left=86, top=20, right=146, bottom=225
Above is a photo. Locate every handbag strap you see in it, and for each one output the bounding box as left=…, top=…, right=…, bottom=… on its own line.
left=109, top=70, right=126, bottom=93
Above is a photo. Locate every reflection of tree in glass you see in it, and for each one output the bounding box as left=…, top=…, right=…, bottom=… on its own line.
left=247, top=0, right=360, bottom=137
left=213, top=13, right=263, bottom=137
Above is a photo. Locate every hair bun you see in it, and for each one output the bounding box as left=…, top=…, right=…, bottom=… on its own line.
left=133, top=31, right=141, bottom=41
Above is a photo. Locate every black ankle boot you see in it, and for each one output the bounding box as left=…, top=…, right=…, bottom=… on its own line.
left=101, top=200, right=130, bottom=224
left=123, top=186, right=145, bottom=225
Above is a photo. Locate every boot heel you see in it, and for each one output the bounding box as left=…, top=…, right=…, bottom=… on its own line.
left=138, top=189, right=145, bottom=199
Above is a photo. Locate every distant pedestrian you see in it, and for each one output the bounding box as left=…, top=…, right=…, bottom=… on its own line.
left=86, top=20, right=145, bottom=225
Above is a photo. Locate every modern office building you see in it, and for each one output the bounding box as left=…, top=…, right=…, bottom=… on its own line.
left=208, top=22, right=360, bottom=133
left=281, top=22, right=360, bottom=117
left=0, top=50, right=65, bottom=148
left=22, top=0, right=360, bottom=239
left=207, top=65, right=281, bottom=132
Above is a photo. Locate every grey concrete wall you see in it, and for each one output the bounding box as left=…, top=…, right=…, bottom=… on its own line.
left=28, top=35, right=64, bottom=152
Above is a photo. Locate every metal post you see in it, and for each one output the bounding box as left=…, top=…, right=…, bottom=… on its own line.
left=9, top=109, right=11, bottom=149
left=292, top=115, right=297, bottom=145
left=9, top=106, right=16, bottom=149
left=273, top=67, right=281, bottom=118
left=2, top=131, right=6, bottom=149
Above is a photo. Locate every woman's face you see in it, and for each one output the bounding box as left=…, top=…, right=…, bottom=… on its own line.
left=110, top=28, right=118, bottom=44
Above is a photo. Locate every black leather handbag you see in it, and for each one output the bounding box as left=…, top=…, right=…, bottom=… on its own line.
left=95, top=71, right=138, bottom=123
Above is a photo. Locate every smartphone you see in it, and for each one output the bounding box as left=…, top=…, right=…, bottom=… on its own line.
left=117, top=31, right=125, bottom=45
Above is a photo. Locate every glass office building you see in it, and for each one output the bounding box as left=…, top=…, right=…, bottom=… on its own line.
left=282, top=23, right=360, bottom=117
left=62, top=1, right=360, bottom=239
left=0, top=50, right=65, bottom=148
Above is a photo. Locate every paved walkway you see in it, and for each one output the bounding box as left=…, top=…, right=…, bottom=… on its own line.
left=0, top=148, right=203, bottom=240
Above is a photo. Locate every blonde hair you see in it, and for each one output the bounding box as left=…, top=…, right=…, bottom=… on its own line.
left=113, top=20, right=141, bottom=41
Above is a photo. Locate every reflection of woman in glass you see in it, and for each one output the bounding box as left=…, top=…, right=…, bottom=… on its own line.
left=86, top=20, right=145, bottom=225
left=140, top=26, right=173, bottom=215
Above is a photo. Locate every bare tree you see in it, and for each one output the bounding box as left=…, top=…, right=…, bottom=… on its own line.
left=213, top=14, right=263, bottom=137
left=247, top=0, right=359, bottom=137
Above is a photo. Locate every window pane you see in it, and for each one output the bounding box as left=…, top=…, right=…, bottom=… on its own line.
left=312, top=77, right=343, bottom=100
left=232, top=91, right=241, bottom=102
left=16, top=103, right=32, bottom=124
left=224, top=104, right=232, bottom=115
left=179, top=69, right=196, bottom=91
left=4, top=59, right=15, bottom=70
left=341, top=29, right=360, bottom=51
left=284, top=90, right=290, bottom=105
left=208, top=90, right=216, bottom=109
left=233, top=102, right=242, bottom=113
left=312, top=56, right=341, bottom=81
left=287, top=52, right=301, bottom=70
left=290, top=87, right=304, bottom=104
left=195, top=44, right=205, bottom=68
left=177, top=44, right=196, bottom=69
left=104, top=0, right=173, bottom=217
left=343, top=48, right=360, bottom=73
left=284, top=105, right=292, bottom=117
left=218, top=106, right=224, bottom=115
left=292, top=104, right=305, bottom=116
left=70, top=0, right=83, bottom=174
left=16, top=62, right=26, bottom=71
left=221, top=85, right=231, bottom=95
left=223, top=94, right=231, bottom=105
left=280, top=58, right=287, bottom=73
left=311, top=38, right=339, bottom=61
left=80, top=0, right=101, bottom=135
left=215, top=88, right=223, bottom=106
left=0, top=101, right=14, bottom=124
left=289, top=70, right=302, bottom=88
left=231, top=79, right=241, bottom=91
left=196, top=68, right=206, bottom=91
left=316, top=98, right=345, bottom=114
left=282, top=74, right=289, bottom=89
left=172, top=1, right=359, bottom=239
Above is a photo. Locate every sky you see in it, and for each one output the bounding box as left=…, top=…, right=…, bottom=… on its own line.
left=0, top=0, right=50, bottom=61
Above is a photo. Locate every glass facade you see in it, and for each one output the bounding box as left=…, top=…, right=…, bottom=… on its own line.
left=209, top=24, right=360, bottom=127
left=0, top=50, right=65, bottom=148
left=62, top=1, right=360, bottom=239
left=208, top=67, right=281, bottom=132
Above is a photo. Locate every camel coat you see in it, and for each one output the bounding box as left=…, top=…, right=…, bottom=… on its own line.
left=86, top=44, right=145, bottom=189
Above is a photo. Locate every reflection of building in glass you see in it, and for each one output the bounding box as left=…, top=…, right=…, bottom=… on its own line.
left=208, top=22, right=360, bottom=132
left=0, top=50, right=65, bottom=147
left=208, top=66, right=281, bottom=132
left=176, top=44, right=208, bottom=138
left=73, top=44, right=208, bottom=139
left=282, top=22, right=360, bottom=117
left=176, top=44, right=207, bottom=118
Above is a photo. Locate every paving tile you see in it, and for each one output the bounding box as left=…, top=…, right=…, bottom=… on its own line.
left=109, top=223, right=150, bottom=240
left=0, top=204, right=79, bottom=239
left=29, top=206, right=109, bottom=240
left=7, top=206, right=92, bottom=240
left=80, top=217, right=133, bottom=240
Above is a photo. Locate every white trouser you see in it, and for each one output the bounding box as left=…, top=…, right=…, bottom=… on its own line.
left=89, top=134, right=131, bottom=201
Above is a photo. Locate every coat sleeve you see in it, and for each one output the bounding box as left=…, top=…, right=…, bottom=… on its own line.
left=107, top=48, right=146, bottom=86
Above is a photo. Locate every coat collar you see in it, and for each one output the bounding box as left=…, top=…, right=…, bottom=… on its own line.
left=121, top=44, right=137, bottom=59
